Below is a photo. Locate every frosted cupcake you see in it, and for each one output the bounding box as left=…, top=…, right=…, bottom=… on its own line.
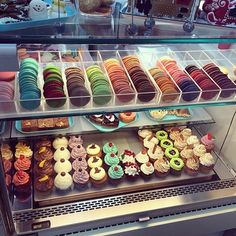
left=184, top=157, right=199, bottom=176
left=138, top=129, right=153, bottom=140
left=53, top=136, right=68, bottom=149
left=54, top=172, right=73, bottom=191
left=54, top=158, right=72, bottom=174
left=201, top=133, right=215, bottom=152
left=88, top=156, right=103, bottom=169
left=135, top=149, right=149, bottom=166
left=154, top=157, right=170, bottom=178
left=73, top=168, right=89, bottom=189
left=186, top=135, right=200, bottom=149
left=72, top=157, right=88, bottom=171
left=193, top=144, right=206, bottom=159
left=147, top=144, right=164, bottom=163
left=71, top=145, right=87, bottom=159
left=199, top=153, right=215, bottom=174
left=143, top=135, right=159, bottom=149
left=90, top=167, right=108, bottom=188
left=180, top=128, right=192, bottom=140
left=174, top=137, right=187, bottom=151
left=108, top=165, right=124, bottom=185
left=104, top=153, right=119, bottom=170
left=180, top=148, right=194, bottom=163
left=120, top=150, right=136, bottom=166
left=54, top=147, right=70, bottom=161
left=140, top=162, right=154, bottom=179
left=68, top=135, right=83, bottom=150
left=103, top=142, right=118, bottom=155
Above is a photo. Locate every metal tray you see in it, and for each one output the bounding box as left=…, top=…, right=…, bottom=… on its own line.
left=34, top=130, right=215, bottom=207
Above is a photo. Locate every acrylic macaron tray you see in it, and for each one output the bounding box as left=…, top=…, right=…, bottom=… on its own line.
left=1, top=49, right=236, bottom=118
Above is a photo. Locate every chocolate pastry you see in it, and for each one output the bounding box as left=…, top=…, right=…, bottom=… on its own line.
left=38, top=118, right=55, bottom=130
left=35, top=139, right=52, bottom=150
left=34, top=160, right=54, bottom=176
left=103, top=114, right=119, bottom=127
left=21, top=119, right=38, bottom=132
left=35, top=175, right=54, bottom=192
left=53, top=117, right=69, bottom=129
left=87, top=114, right=104, bottom=125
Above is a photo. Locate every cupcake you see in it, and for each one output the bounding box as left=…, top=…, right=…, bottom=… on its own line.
left=143, top=135, right=159, bottom=149
left=201, top=133, right=215, bottom=152
left=13, top=170, right=31, bottom=201
left=72, top=157, right=88, bottom=171
left=124, top=163, right=140, bottom=181
left=35, top=147, right=53, bottom=162
left=199, top=153, right=215, bottom=174
left=174, top=136, right=187, bottom=151
left=135, top=149, right=149, bottom=166
left=35, top=160, right=54, bottom=176
left=90, top=167, right=108, bottom=188
left=181, top=128, right=192, bottom=140
left=86, top=144, right=102, bottom=158
left=160, top=139, right=173, bottom=150
left=147, top=144, right=164, bottom=163
left=180, top=148, right=194, bottom=163
left=3, top=159, right=12, bottom=174
left=140, top=162, right=154, bottom=179
left=1, top=146, right=13, bottom=161
left=70, top=145, right=87, bottom=160
left=54, top=172, right=73, bottom=191
left=54, top=158, right=72, bottom=174
left=120, top=150, right=136, bottom=166
left=15, top=142, right=33, bottom=159
left=14, top=156, right=31, bottom=172
left=68, top=135, right=83, bottom=150
left=104, top=153, right=119, bottom=170
left=35, top=139, right=52, bottom=150
left=35, top=175, right=54, bottom=192
left=169, top=158, right=184, bottom=176
left=169, top=129, right=181, bottom=141
left=154, top=157, right=170, bottom=178
left=103, top=142, right=118, bottom=155
left=87, top=156, right=103, bottom=169
left=54, top=147, right=70, bottom=161
left=186, top=135, right=200, bottom=149
left=108, top=165, right=124, bottom=185
left=165, top=147, right=179, bottom=160
left=5, top=174, right=12, bottom=190
left=193, top=144, right=206, bottom=159
left=138, top=129, right=153, bottom=140
left=52, top=136, right=68, bottom=150
left=73, top=168, right=89, bottom=189
left=156, top=130, right=168, bottom=141
left=184, top=157, right=199, bottom=176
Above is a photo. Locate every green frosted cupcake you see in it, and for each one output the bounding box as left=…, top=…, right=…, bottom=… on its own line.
left=170, top=158, right=184, bottom=176
left=104, top=153, right=120, bottom=170
left=108, top=165, right=124, bottom=185
left=103, top=142, right=118, bottom=154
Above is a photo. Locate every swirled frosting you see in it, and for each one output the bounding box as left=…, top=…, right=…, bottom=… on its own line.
left=147, top=145, right=164, bottom=160
left=154, top=158, right=170, bottom=173
left=73, top=169, right=89, bottom=184
left=140, top=162, right=154, bottom=175
left=181, top=128, right=192, bottom=140
left=169, top=130, right=181, bottom=141
left=53, top=136, right=68, bottom=150
left=180, top=148, right=193, bottom=160
left=72, top=158, right=88, bottom=170
left=186, top=135, right=200, bottom=147
left=69, top=135, right=83, bottom=149
left=108, top=165, right=124, bottom=179
left=71, top=145, right=87, bottom=159
left=88, top=156, right=103, bottom=168
left=54, top=159, right=72, bottom=173
left=138, top=129, right=153, bottom=139
left=120, top=150, right=136, bottom=164
left=174, top=139, right=187, bottom=151
left=13, top=171, right=30, bottom=186
left=144, top=135, right=159, bottom=149
left=54, top=172, right=73, bottom=190
left=14, top=156, right=31, bottom=171
left=124, top=164, right=140, bottom=176
left=15, top=143, right=33, bottom=159
left=193, top=144, right=206, bottom=157
left=54, top=147, right=70, bottom=161
left=199, top=153, right=215, bottom=166
left=135, top=150, right=149, bottom=164
left=103, top=142, right=118, bottom=154
left=90, top=167, right=106, bottom=181
left=104, top=153, right=119, bottom=166
left=186, top=158, right=199, bottom=170
left=201, top=134, right=214, bottom=150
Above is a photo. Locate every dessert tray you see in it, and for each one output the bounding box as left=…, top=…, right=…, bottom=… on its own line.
left=15, top=116, right=74, bottom=134
left=84, top=113, right=140, bottom=132
left=34, top=130, right=215, bottom=207
left=0, top=0, right=77, bottom=31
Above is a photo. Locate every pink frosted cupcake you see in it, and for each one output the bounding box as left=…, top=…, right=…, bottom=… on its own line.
left=70, top=145, right=87, bottom=159
left=73, top=168, right=89, bottom=189
left=72, top=157, right=88, bottom=171
left=201, top=133, right=215, bottom=153
left=68, top=135, right=83, bottom=151
left=199, top=153, right=215, bottom=174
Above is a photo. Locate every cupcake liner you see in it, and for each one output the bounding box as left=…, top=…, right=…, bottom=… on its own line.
left=184, top=166, right=199, bottom=176
left=154, top=170, right=169, bottom=178
left=199, top=163, right=214, bottom=174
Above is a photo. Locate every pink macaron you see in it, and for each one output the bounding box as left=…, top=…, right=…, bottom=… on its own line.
left=0, top=72, right=16, bottom=82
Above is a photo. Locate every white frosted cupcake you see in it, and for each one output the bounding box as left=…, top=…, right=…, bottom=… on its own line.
left=54, top=172, right=73, bottom=191
left=143, top=135, right=159, bottom=149
left=193, top=144, right=206, bottom=158
left=54, top=147, right=70, bottom=161
left=53, top=136, right=68, bottom=149
left=135, top=149, right=149, bottom=166
left=199, top=153, right=215, bottom=174
left=138, top=129, right=153, bottom=140
left=186, top=135, right=200, bottom=149
left=54, top=158, right=72, bottom=173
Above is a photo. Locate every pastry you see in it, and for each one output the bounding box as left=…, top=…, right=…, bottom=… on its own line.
left=119, top=112, right=136, bottom=123
left=140, top=162, right=154, bottom=179
left=13, top=170, right=31, bottom=201
left=120, top=149, right=136, bottom=165
left=72, top=157, right=88, bottom=171
left=35, top=160, right=54, bottom=176
left=35, top=175, right=54, bottom=192
left=86, top=144, right=102, bottom=157
left=199, top=153, right=215, bottom=174
left=201, top=133, right=215, bottom=152
left=90, top=167, right=108, bottom=188
left=21, top=119, right=38, bottom=132
left=124, top=163, right=140, bottom=180
left=193, top=144, right=207, bottom=158
left=181, top=128, right=192, bottom=140
left=186, top=135, right=200, bottom=149
left=54, top=158, right=72, bottom=174
left=68, top=135, right=83, bottom=150
left=149, top=110, right=168, bottom=121
left=135, top=149, right=149, bottom=166
left=3, top=160, right=12, bottom=174
left=54, top=147, right=70, bottom=161
left=1, top=147, right=13, bottom=161
left=54, top=172, right=73, bottom=191
left=52, top=136, right=68, bottom=149
left=103, top=142, right=118, bottom=154
left=104, top=153, right=119, bottom=169
left=29, top=0, right=48, bottom=20
left=165, top=147, right=179, bottom=160
left=70, top=145, right=87, bottom=159
left=160, top=139, right=173, bottom=150
left=38, top=118, right=54, bottom=130
left=169, top=129, right=181, bottom=141
left=87, top=156, right=103, bottom=169
left=87, top=114, right=104, bottom=125
left=53, top=117, right=69, bottom=129
left=143, top=135, right=159, bottom=149
left=34, top=146, right=53, bottom=162
left=14, top=156, right=31, bottom=172
left=15, top=142, right=33, bottom=159
left=154, top=157, right=170, bottom=178
left=169, top=158, right=184, bottom=176
left=138, top=129, right=153, bottom=140
left=108, top=165, right=124, bottom=185
left=184, top=157, right=199, bottom=176
left=35, top=139, right=51, bottom=150
left=174, top=136, right=187, bottom=151
left=147, top=144, right=164, bottom=163
left=156, top=130, right=168, bottom=141
left=103, top=114, right=119, bottom=128
left=73, top=168, right=89, bottom=188
left=180, top=148, right=194, bottom=163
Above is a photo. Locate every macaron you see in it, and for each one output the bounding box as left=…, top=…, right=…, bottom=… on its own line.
left=0, top=72, right=16, bottom=82
left=65, top=66, right=90, bottom=107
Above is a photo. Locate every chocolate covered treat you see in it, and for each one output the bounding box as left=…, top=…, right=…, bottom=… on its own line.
left=38, top=118, right=55, bottom=130
left=54, top=117, right=69, bottom=129
left=35, top=160, right=54, bottom=176
left=35, top=146, right=53, bottom=161
left=35, top=175, right=54, bottom=192
left=21, top=119, right=38, bottom=132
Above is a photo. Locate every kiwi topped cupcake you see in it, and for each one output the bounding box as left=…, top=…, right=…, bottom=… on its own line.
left=156, top=130, right=168, bottom=141
left=169, top=158, right=184, bottom=176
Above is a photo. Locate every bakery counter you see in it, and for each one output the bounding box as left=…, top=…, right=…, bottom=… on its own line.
left=10, top=108, right=214, bottom=138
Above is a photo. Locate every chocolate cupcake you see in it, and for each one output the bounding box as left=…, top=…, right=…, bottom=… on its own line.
left=35, top=139, right=52, bottom=150
left=35, top=160, right=54, bottom=176
left=34, top=147, right=53, bottom=162
left=35, top=175, right=54, bottom=192
left=140, top=162, right=154, bottom=180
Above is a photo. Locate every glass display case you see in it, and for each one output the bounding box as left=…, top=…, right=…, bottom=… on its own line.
left=1, top=1, right=236, bottom=236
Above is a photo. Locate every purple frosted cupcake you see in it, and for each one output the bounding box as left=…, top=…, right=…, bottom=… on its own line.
left=72, top=157, right=88, bottom=171
left=70, top=145, right=87, bottom=159
left=73, top=168, right=89, bottom=189
left=68, top=135, right=83, bottom=151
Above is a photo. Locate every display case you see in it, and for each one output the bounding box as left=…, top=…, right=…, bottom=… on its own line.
left=1, top=1, right=236, bottom=236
